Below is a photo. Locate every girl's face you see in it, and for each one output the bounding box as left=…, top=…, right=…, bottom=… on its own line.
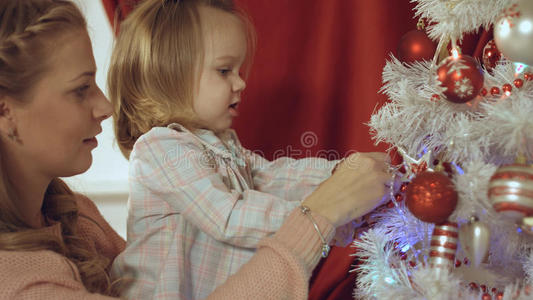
left=5, top=31, right=112, bottom=181
left=193, top=6, right=247, bottom=133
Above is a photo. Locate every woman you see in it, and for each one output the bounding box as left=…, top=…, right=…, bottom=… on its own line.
left=0, top=0, right=389, bottom=299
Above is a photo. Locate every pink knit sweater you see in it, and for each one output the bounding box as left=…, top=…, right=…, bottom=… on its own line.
left=0, top=195, right=334, bottom=300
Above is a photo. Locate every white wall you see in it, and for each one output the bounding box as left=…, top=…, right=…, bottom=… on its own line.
left=63, top=0, right=129, bottom=238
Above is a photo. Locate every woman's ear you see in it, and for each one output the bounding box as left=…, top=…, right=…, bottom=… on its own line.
left=0, top=97, right=20, bottom=143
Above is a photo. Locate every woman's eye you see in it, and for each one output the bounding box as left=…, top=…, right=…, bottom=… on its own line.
left=74, top=85, right=90, bottom=99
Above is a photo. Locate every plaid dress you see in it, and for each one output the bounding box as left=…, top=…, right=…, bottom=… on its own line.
left=111, top=123, right=337, bottom=300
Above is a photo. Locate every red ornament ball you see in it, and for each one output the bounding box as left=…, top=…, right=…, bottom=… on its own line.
left=525, top=73, right=533, bottom=81
left=397, top=30, right=437, bottom=64
left=514, top=78, right=524, bottom=88
left=482, top=39, right=502, bottom=72
left=405, top=171, right=458, bottom=223
left=395, top=193, right=404, bottom=202
left=480, top=88, right=488, bottom=96
left=437, top=55, right=484, bottom=103
left=468, top=282, right=478, bottom=290
left=502, top=83, right=512, bottom=94
left=481, top=293, right=492, bottom=300
left=454, top=259, right=461, bottom=268
left=490, top=86, right=500, bottom=96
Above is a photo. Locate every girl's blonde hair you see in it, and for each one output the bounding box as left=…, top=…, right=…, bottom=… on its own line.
left=108, top=0, right=256, bottom=159
left=0, top=0, right=117, bottom=295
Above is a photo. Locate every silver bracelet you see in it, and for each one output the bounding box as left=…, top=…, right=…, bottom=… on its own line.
left=300, top=205, right=330, bottom=258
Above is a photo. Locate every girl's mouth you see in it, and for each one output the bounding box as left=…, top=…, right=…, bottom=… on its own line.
left=229, top=102, right=239, bottom=116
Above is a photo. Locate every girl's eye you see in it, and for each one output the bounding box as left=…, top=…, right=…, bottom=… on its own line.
left=74, top=85, right=90, bottom=99
left=218, top=69, right=231, bottom=76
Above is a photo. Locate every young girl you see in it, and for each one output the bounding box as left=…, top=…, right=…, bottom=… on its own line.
left=108, top=0, right=388, bottom=299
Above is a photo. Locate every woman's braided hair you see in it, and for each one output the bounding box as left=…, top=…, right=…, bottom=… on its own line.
left=0, top=0, right=117, bottom=295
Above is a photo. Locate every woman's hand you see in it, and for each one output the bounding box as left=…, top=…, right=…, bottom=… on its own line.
left=302, top=152, right=390, bottom=227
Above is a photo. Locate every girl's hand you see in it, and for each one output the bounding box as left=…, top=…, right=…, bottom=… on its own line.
left=302, top=152, right=390, bottom=227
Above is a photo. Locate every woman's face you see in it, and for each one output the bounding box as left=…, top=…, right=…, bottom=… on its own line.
left=8, top=30, right=112, bottom=180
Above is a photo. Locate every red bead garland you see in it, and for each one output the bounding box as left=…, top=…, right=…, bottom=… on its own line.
left=502, top=83, right=512, bottom=94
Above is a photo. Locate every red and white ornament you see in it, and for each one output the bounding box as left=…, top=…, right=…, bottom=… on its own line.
left=429, top=222, right=458, bottom=269
left=406, top=171, right=458, bottom=223
left=437, top=54, right=484, bottom=103
left=488, top=163, right=533, bottom=220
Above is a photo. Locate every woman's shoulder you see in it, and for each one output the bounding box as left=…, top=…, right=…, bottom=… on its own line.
left=74, top=194, right=125, bottom=258
left=0, top=248, right=75, bottom=274
left=0, top=249, right=84, bottom=293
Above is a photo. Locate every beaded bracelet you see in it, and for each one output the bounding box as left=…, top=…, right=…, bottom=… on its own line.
left=300, top=205, right=330, bottom=258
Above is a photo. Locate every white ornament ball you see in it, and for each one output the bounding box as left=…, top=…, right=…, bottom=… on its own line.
left=494, top=0, right=533, bottom=65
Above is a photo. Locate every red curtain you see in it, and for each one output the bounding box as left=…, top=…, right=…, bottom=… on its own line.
left=101, top=0, right=140, bottom=32
left=232, top=1, right=418, bottom=159
left=101, top=1, right=489, bottom=299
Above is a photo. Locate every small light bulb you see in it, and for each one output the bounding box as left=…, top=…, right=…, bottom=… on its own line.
left=451, top=48, right=459, bottom=59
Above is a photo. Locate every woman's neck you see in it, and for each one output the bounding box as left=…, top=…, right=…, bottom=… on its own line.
left=3, top=152, right=50, bottom=228
left=13, top=177, right=49, bottom=228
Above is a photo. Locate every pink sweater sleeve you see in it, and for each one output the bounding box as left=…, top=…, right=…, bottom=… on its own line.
left=206, top=208, right=335, bottom=300
left=0, top=202, right=331, bottom=300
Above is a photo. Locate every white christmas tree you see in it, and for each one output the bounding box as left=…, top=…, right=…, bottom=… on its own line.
left=353, top=0, right=533, bottom=299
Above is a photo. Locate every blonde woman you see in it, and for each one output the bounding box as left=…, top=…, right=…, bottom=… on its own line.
left=0, top=0, right=387, bottom=299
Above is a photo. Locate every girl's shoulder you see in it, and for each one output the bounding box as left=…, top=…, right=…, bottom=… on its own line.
left=132, top=125, right=205, bottom=155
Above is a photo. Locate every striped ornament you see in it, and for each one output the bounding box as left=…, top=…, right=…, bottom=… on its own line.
left=429, top=222, right=458, bottom=269
left=488, top=163, right=533, bottom=220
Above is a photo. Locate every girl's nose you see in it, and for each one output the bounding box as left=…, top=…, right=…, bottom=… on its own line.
left=232, top=75, right=246, bottom=93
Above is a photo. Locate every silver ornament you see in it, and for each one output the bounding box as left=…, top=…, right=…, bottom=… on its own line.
left=458, top=216, right=491, bottom=267
left=494, top=0, right=533, bottom=65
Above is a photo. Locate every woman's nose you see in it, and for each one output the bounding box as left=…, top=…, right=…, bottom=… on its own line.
left=93, top=88, right=113, bottom=121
